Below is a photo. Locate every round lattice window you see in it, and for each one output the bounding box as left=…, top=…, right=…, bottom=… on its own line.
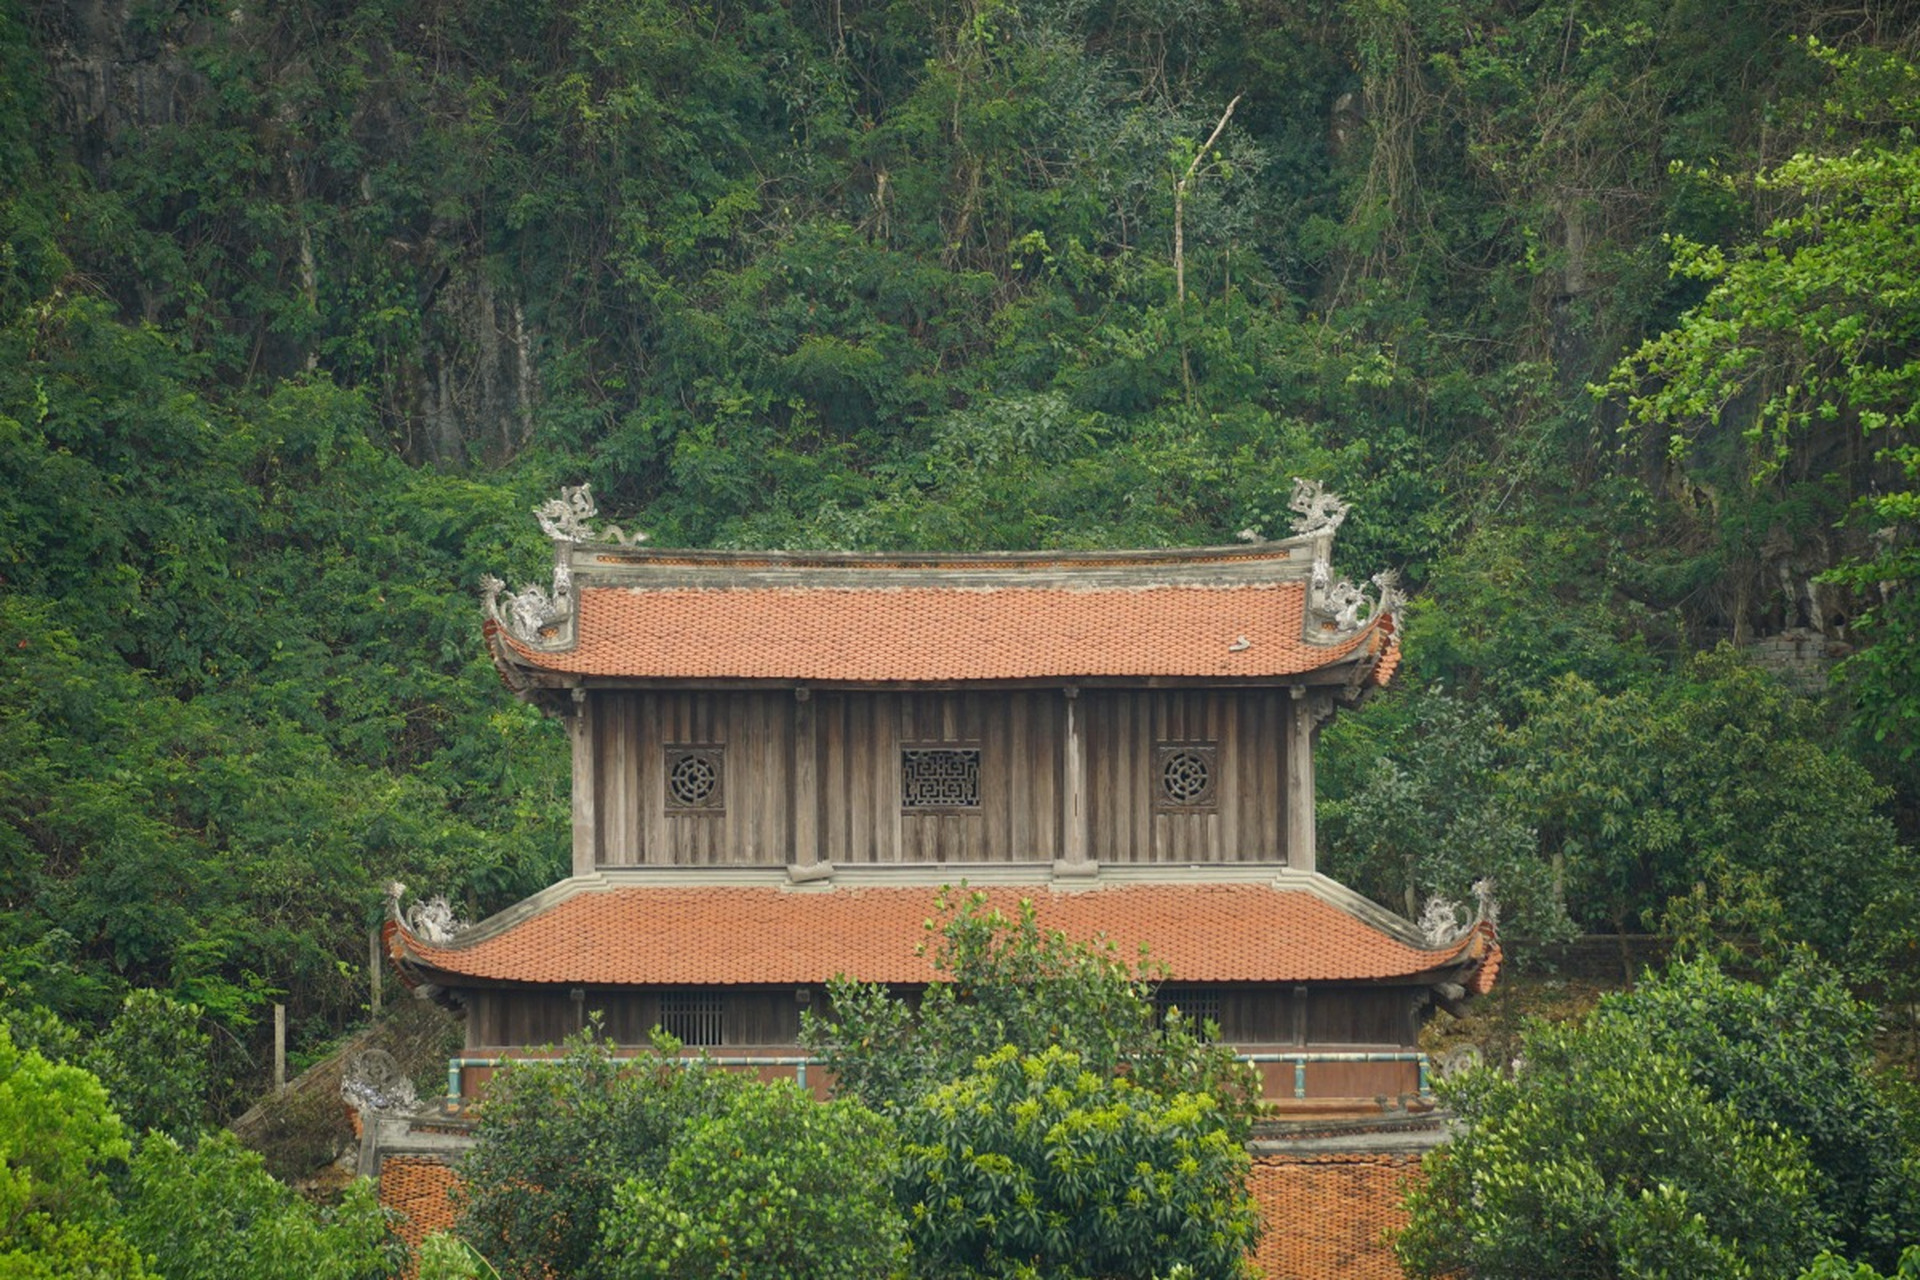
left=668, top=751, right=720, bottom=808
left=1160, top=750, right=1213, bottom=806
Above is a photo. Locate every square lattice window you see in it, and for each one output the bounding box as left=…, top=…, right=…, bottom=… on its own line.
left=665, top=746, right=725, bottom=811
left=901, top=747, right=981, bottom=810
left=1153, top=743, right=1218, bottom=811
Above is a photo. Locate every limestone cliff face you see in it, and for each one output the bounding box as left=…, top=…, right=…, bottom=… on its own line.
left=29, top=0, right=539, bottom=468
left=33, top=0, right=203, bottom=172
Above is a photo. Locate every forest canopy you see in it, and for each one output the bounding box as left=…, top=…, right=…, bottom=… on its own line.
left=0, top=0, right=1914, bottom=1115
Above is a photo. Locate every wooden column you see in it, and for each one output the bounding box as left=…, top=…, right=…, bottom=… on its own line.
left=273, top=1003, right=287, bottom=1093
left=1059, top=687, right=1090, bottom=872
left=1285, top=687, right=1316, bottom=874
left=368, top=927, right=382, bottom=1015
left=792, top=688, right=819, bottom=870
left=570, top=687, right=597, bottom=877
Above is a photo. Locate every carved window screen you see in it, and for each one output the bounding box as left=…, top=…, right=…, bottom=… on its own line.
left=658, top=991, right=724, bottom=1046
left=1154, top=743, right=1218, bottom=811
left=901, top=747, right=981, bottom=810
left=665, top=747, right=724, bottom=811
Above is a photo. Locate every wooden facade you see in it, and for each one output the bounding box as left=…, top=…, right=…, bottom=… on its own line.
left=574, top=687, right=1297, bottom=870
left=461, top=982, right=1417, bottom=1055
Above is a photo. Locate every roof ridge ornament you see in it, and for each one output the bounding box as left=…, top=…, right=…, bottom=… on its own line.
left=340, top=1048, right=421, bottom=1116
left=390, top=882, right=471, bottom=944
left=481, top=570, right=570, bottom=647
left=483, top=484, right=647, bottom=647
left=1309, top=561, right=1406, bottom=636
left=535, top=483, right=647, bottom=547
left=1287, top=477, right=1349, bottom=538
left=1286, top=477, right=1406, bottom=637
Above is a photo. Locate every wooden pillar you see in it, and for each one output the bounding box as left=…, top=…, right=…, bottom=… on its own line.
left=792, top=688, right=819, bottom=870
left=570, top=687, right=596, bottom=877
left=273, top=1003, right=287, bottom=1093
left=1285, top=687, right=1316, bottom=874
left=368, top=927, right=382, bottom=1015
left=1059, top=687, right=1090, bottom=872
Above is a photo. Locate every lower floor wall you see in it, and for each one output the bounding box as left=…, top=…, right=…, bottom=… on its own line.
left=374, top=1150, right=1424, bottom=1279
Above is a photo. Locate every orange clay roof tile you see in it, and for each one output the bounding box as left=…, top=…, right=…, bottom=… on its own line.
left=389, top=882, right=1482, bottom=987
left=495, top=580, right=1400, bottom=685
left=378, top=1156, right=459, bottom=1265
left=491, top=564, right=1397, bottom=687
left=1250, top=1152, right=1422, bottom=1279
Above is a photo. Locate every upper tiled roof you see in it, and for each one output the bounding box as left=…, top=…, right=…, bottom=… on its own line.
left=485, top=541, right=1402, bottom=686
left=387, top=878, right=1494, bottom=989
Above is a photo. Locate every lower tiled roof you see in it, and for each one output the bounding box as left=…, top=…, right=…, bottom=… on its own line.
left=389, top=880, right=1493, bottom=988
left=1250, top=1153, right=1420, bottom=1280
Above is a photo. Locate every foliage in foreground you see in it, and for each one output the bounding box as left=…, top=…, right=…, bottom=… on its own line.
left=450, top=1030, right=902, bottom=1280
left=800, top=888, right=1260, bottom=1134
left=1802, top=1245, right=1920, bottom=1280
left=1397, top=956, right=1920, bottom=1279
left=896, top=1044, right=1257, bottom=1280
left=0, top=1020, right=398, bottom=1279
left=602, top=1077, right=905, bottom=1280
left=1606, top=954, right=1920, bottom=1271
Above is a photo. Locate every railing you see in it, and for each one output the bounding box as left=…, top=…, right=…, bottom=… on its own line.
left=444, top=1050, right=1429, bottom=1105
left=1236, top=1050, right=1431, bottom=1100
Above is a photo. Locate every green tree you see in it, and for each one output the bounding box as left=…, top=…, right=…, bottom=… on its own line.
left=120, top=1131, right=398, bottom=1280
left=0, top=1025, right=148, bottom=1279
left=601, top=1081, right=904, bottom=1280
left=1605, top=41, right=1920, bottom=763
left=1512, top=648, right=1912, bottom=965
left=1399, top=955, right=1920, bottom=1278
left=1396, top=1014, right=1832, bottom=1279
left=1802, top=1246, right=1920, bottom=1280
left=895, top=1044, right=1257, bottom=1280
left=801, top=889, right=1259, bottom=1133
left=83, top=990, right=210, bottom=1142
left=452, top=1029, right=743, bottom=1280
left=1605, top=955, right=1920, bottom=1272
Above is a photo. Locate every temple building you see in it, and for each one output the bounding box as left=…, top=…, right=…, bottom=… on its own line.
left=366, top=480, right=1498, bottom=1277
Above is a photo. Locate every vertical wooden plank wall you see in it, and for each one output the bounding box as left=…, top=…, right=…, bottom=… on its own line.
left=593, top=691, right=794, bottom=866
left=589, top=687, right=1285, bottom=866
left=1085, top=689, right=1288, bottom=863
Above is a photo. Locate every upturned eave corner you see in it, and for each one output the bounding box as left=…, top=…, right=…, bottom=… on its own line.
left=1286, top=476, right=1407, bottom=655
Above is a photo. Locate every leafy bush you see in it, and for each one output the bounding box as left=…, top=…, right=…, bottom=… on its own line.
left=602, top=1081, right=904, bottom=1279
left=1397, top=1017, right=1830, bottom=1279
left=802, top=889, right=1259, bottom=1135
left=121, top=1131, right=398, bottom=1280
left=1604, top=955, right=1920, bottom=1271
left=895, top=1044, right=1257, bottom=1280
left=1399, top=955, right=1920, bottom=1278
left=452, top=1029, right=742, bottom=1280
